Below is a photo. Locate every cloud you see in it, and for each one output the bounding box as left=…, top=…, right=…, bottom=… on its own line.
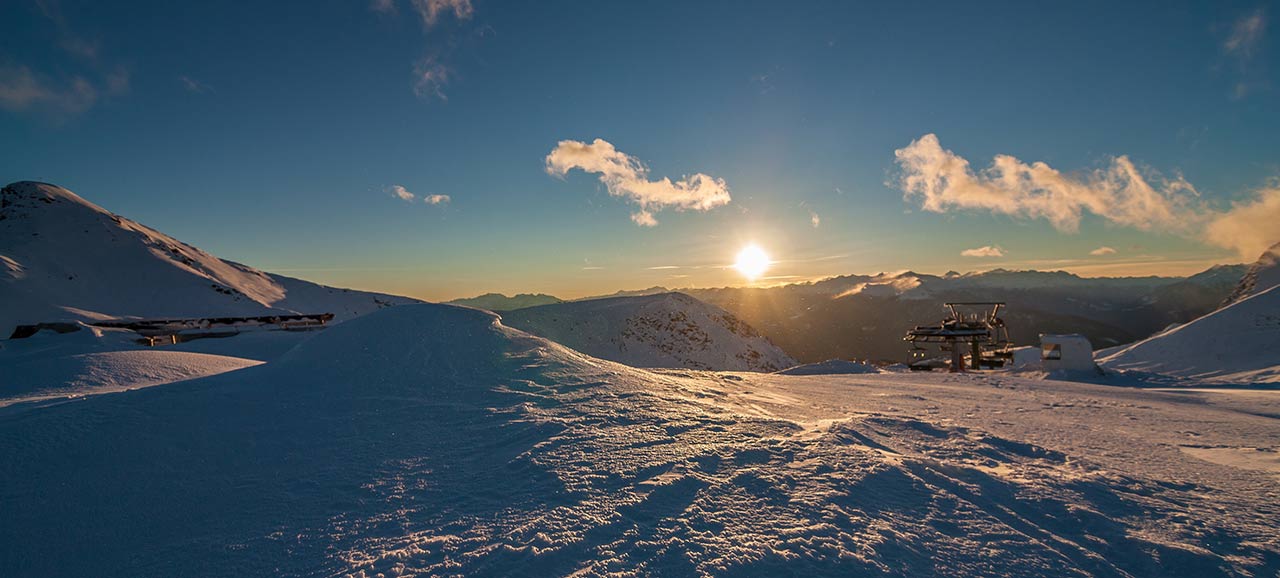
left=810, top=211, right=821, bottom=228
left=895, top=134, right=1201, bottom=235
left=545, top=138, right=732, bottom=226
left=1205, top=186, right=1280, bottom=260
left=178, top=75, right=211, bottom=94
left=413, top=56, right=451, bottom=100
left=1089, top=246, right=1118, bottom=256
left=370, top=0, right=396, bottom=14
left=423, top=193, right=451, bottom=205
left=388, top=185, right=415, bottom=201
left=411, top=0, right=473, bottom=27
left=0, top=64, right=98, bottom=114
left=961, top=245, right=1005, bottom=258
left=1225, top=8, right=1266, bottom=58
left=894, top=134, right=1280, bottom=260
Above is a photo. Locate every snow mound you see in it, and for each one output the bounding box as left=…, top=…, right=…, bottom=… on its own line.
left=0, top=181, right=420, bottom=336
left=501, top=292, right=796, bottom=371
left=1098, top=284, right=1280, bottom=383
left=776, top=359, right=879, bottom=375
left=1222, top=241, right=1280, bottom=307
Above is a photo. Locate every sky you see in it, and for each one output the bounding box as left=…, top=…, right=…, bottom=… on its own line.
left=2, top=0, right=1278, bottom=301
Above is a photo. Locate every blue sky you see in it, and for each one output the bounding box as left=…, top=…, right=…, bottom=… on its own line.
left=2, top=0, right=1277, bottom=300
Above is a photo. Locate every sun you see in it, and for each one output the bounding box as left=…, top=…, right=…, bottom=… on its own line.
left=734, top=244, right=771, bottom=281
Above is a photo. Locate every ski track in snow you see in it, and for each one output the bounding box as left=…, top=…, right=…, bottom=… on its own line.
left=1, top=305, right=1277, bottom=577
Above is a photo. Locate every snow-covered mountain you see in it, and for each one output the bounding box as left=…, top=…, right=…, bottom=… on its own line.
left=1097, top=284, right=1280, bottom=383
left=447, top=292, right=562, bottom=311
left=501, top=292, right=796, bottom=372
left=1222, top=241, right=1280, bottom=307
left=0, top=181, right=420, bottom=335
left=1099, top=242, right=1280, bottom=383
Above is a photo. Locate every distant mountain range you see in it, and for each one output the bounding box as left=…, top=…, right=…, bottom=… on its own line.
left=453, top=266, right=1248, bottom=363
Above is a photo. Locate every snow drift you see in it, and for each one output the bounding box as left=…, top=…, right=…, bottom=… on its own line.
left=775, top=359, right=879, bottom=375
left=0, top=181, right=420, bottom=336
left=500, top=292, right=796, bottom=372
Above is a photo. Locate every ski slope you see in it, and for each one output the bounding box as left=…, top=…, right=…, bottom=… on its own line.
left=1, top=303, right=1276, bottom=577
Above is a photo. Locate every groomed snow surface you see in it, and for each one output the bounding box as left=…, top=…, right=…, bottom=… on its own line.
left=2, top=304, right=1278, bottom=577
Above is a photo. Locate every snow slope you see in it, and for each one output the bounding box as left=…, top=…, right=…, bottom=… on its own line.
left=0, top=181, right=420, bottom=336
left=1, top=303, right=1277, bottom=576
left=501, top=292, right=796, bottom=371
left=1223, top=241, right=1280, bottom=307
left=0, top=322, right=264, bottom=407
left=1098, top=284, right=1280, bottom=383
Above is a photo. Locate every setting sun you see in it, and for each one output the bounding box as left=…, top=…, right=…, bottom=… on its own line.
left=734, top=244, right=771, bottom=280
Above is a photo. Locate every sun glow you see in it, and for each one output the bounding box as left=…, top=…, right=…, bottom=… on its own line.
left=734, top=244, right=771, bottom=281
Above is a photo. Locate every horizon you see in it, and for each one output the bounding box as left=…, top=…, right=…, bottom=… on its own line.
left=3, top=1, right=1278, bottom=301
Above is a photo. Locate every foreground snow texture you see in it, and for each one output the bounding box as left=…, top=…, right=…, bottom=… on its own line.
left=2, top=305, right=1278, bottom=577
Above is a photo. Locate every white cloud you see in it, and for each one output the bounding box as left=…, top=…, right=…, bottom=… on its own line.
left=1225, top=8, right=1265, bottom=58
left=1090, top=246, right=1118, bottom=256
left=895, top=134, right=1200, bottom=234
left=546, top=138, right=731, bottom=227
left=423, top=193, right=451, bottom=205
left=388, top=185, right=415, bottom=202
left=894, top=134, right=1280, bottom=261
left=810, top=211, right=821, bottom=228
left=961, top=245, right=1005, bottom=258
left=1205, top=186, right=1280, bottom=260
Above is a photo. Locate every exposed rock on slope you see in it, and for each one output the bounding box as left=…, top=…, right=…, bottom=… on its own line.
left=501, top=292, right=796, bottom=371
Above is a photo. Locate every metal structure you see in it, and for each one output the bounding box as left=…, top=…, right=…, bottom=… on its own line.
left=904, top=302, right=1012, bottom=372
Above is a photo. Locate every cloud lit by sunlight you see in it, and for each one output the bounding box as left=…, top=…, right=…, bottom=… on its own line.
left=545, top=138, right=731, bottom=227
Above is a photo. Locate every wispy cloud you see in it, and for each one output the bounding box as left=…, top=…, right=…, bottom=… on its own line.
left=647, top=265, right=681, bottom=270
left=423, top=193, right=451, bottom=205
left=961, top=245, right=1005, bottom=258
left=810, top=211, right=821, bottom=228
left=386, top=185, right=450, bottom=206
left=545, top=138, right=732, bottom=227
left=410, top=0, right=473, bottom=28
left=893, top=134, right=1280, bottom=260
left=1090, top=246, right=1117, bottom=256
left=0, top=63, right=103, bottom=115
left=374, top=0, right=474, bottom=101
left=1225, top=8, right=1266, bottom=58
left=178, top=75, right=211, bottom=94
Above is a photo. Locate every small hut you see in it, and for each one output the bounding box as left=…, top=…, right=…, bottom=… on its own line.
left=1039, top=334, right=1095, bottom=371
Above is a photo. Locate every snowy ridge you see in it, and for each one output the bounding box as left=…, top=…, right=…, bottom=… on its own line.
left=1098, top=283, right=1280, bottom=383
left=1, top=303, right=1277, bottom=576
left=0, top=181, right=420, bottom=334
left=501, top=292, right=796, bottom=372
left=1222, top=241, right=1280, bottom=307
